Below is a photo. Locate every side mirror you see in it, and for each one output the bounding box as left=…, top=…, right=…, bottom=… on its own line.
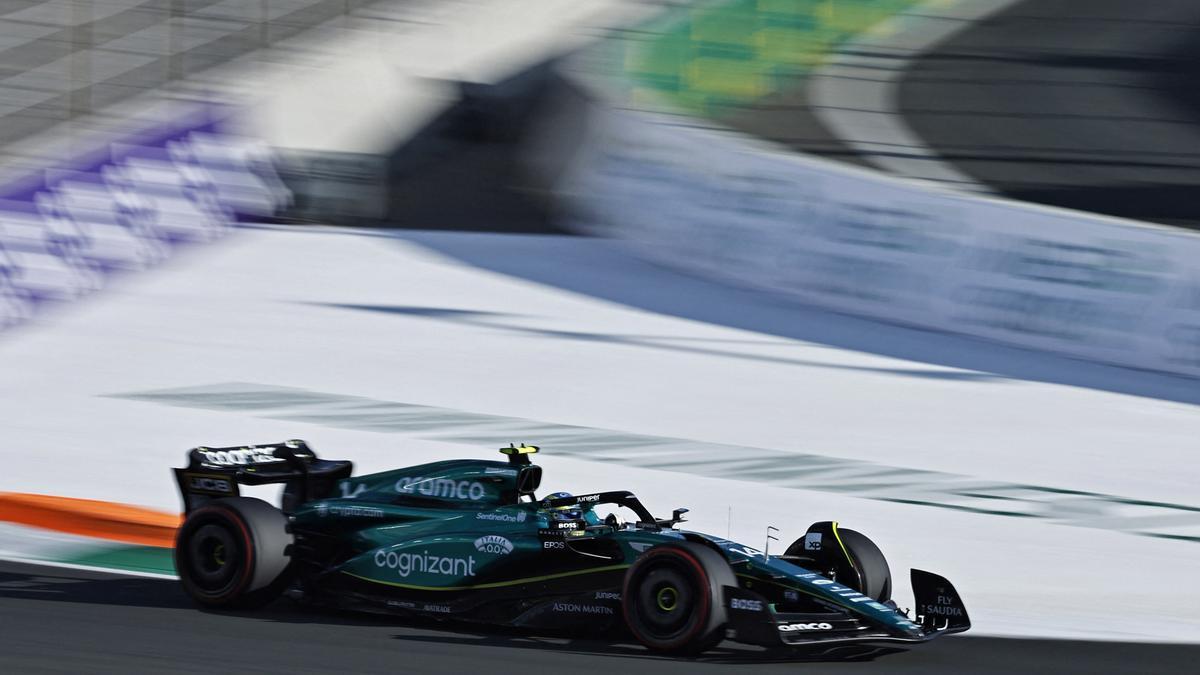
left=654, top=507, right=690, bottom=529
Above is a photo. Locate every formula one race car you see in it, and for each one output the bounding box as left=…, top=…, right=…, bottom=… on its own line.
left=172, top=441, right=969, bottom=654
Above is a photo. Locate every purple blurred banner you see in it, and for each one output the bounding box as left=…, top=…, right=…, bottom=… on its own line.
left=0, top=105, right=290, bottom=331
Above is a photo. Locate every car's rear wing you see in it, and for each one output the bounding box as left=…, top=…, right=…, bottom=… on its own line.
left=173, top=439, right=352, bottom=514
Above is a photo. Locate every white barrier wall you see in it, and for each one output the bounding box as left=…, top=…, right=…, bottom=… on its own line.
left=559, top=106, right=1200, bottom=377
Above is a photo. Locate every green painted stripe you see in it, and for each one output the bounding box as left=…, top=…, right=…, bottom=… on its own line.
left=1138, top=532, right=1200, bottom=544
left=60, top=545, right=175, bottom=576
left=343, top=563, right=630, bottom=592
left=877, top=498, right=1041, bottom=519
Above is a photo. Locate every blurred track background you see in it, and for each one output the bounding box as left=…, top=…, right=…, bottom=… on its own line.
left=1, top=0, right=1198, bottom=671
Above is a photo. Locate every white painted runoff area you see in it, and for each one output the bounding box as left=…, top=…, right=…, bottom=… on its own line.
left=0, top=225, right=1197, bottom=642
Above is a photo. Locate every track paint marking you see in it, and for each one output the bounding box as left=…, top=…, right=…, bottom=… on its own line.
left=0, top=556, right=178, bottom=580
left=0, top=493, right=179, bottom=548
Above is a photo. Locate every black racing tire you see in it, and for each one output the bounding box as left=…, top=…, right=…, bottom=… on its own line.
left=836, top=529, right=892, bottom=603
left=622, top=542, right=735, bottom=655
left=174, top=497, right=292, bottom=609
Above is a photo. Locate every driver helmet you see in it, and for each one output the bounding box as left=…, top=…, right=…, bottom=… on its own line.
left=542, top=491, right=583, bottom=521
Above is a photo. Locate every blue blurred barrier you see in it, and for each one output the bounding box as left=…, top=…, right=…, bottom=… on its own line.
left=554, top=103, right=1200, bottom=378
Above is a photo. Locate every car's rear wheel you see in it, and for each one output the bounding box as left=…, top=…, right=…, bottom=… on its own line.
left=174, top=497, right=292, bottom=609
left=622, top=542, right=734, bottom=655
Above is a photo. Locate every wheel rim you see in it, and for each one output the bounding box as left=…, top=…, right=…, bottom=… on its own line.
left=656, top=585, right=679, bottom=612
left=201, top=538, right=226, bottom=573
left=185, top=522, right=243, bottom=595
left=631, top=563, right=702, bottom=642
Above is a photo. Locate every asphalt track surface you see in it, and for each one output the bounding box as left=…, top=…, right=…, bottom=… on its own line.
left=1, top=561, right=1195, bottom=674
left=721, top=64, right=872, bottom=171
left=723, top=0, right=1200, bottom=229
left=898, top=0, right=1200, bottom=228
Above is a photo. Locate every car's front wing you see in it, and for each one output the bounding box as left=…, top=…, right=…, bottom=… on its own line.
left=725, top=569, right=970, bottom=649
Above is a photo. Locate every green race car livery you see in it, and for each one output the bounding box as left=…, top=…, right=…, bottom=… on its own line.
left=172, top=441, right=969, bottom=655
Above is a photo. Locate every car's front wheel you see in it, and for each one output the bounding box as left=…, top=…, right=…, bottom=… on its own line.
left=784, top=526, right=892, bottom=602
left=622, top=542, right=734, bottom=655
left=834, top=528, right=891, bottom=603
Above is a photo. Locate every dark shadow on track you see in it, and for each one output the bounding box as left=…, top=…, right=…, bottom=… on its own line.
left=0, top=561, right=922, bottom=673
left=388, top=630, right=904, bottom=665
left=4, top=560, right=1196, bottom=674
left=0, top=562, right=897, bottom=663
left=0, top=566, right=191, bottom=610
left=311, top=302, right=1007, bottom=383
